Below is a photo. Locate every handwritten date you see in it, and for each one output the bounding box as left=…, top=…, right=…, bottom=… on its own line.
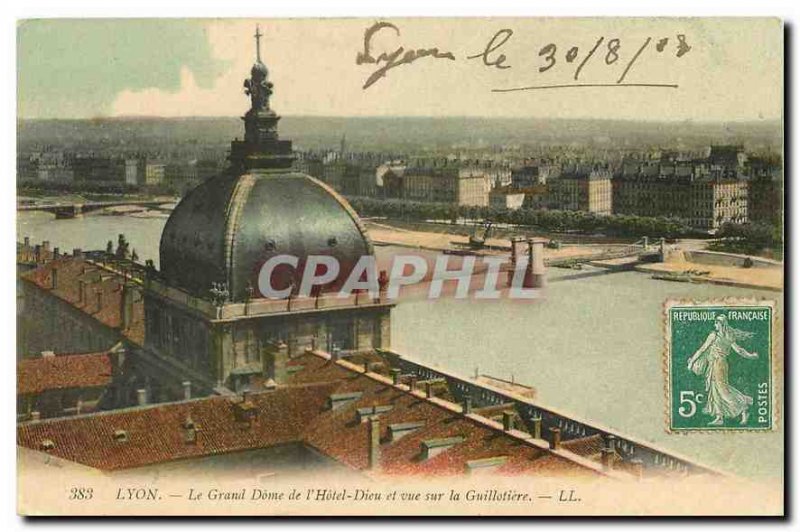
left=356, top=21, right=693, bottom=92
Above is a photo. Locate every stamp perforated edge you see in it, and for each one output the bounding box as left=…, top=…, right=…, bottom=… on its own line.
left=663, top=297, right=781, bottom=434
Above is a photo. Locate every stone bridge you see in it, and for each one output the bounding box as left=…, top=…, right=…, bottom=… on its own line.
left=18, top=199, right=176, bottom=219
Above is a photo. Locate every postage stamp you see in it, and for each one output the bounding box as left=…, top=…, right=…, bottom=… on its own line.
left=665, top=299, right=776, bottom=432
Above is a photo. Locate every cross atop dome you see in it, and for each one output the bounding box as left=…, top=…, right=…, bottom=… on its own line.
left=254, top=25, right=263, bottom=62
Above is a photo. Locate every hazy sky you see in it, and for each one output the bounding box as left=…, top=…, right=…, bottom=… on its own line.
left=17, top=18, right=782, bottom=121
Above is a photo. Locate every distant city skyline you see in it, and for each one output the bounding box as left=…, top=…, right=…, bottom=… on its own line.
left=18, top=18, right=782, bottom=122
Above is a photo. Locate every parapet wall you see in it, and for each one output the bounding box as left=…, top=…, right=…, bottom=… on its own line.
left=684, top=250, right=781, bottom=269
left=379, top=349, right=720, bottom=477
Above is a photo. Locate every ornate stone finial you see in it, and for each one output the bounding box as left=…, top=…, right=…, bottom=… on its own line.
left=209, top=281, right=230, bottom=306
left=229, top=24, right=295, bottom=170
left=243, top=25, right=272, bottom=113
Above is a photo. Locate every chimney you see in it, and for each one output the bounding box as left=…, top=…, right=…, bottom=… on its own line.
left=120, top=284, right=134, bottom=330
left=242, top=390, right=250, bottom=404
left=363, top=361, right=370, bottom=373
left=548, top=427, right=561, bottom=450
left=502, top=411, right=514, bottom=432
left=462, top=394, right=472, bottom=415
left=390, top=368, right=401, bottom=385
left=110, top=346, right=126, bottom=379
left=182, top=381, right=192, bottom=400
left=73, top=248, right=82, bottom=258
left=263, top=342, right=288, bottom=384
left=53, top=247, right=60, bottom=257
left=24, top=236, right=30, bottom=247
left=368, top=417, right=381, bottom=471
left=42, top=240, right=50, bottom=252
left=184, top=416, right=198, bottom=444
left=331, top=346, right=341, bottom=361
left=425, top=381, right=434, bottom=398
left=407, top=375, right=417, bottom=392
left=136, top=388, right=148, bottom=406
left=531, top=416, right=542, bottom=440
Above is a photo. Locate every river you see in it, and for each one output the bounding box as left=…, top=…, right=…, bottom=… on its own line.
left=17, top=210, right=783, bottom=480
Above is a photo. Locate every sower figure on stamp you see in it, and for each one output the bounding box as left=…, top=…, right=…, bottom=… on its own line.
left=687, top=315, right=758, bottom=426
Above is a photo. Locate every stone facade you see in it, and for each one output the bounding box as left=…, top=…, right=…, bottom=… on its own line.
left=403, top=166, right=489, bottom=206
left=547, top=171, right=612, bottom=214
left=143, top=284, right=392, bottom=391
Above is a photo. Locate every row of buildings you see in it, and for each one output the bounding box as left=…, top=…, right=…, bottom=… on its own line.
left=363, top=147, right=781, bottom=231
left=17, top=151, right=225, bottom=192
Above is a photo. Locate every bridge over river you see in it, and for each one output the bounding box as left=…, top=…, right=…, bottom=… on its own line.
left=17, top=198, right=177, bottom=219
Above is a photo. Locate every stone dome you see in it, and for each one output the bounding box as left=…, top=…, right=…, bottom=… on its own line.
left=159, top=26, right=373, bottom=302
left=159, top=169, right=373, bottom=302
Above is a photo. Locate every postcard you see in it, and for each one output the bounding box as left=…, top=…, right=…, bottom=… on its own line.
left=16, top=17, right=784, bottom=516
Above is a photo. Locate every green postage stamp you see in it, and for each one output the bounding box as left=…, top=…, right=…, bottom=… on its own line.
left=665, top=299, right=777, bottom=431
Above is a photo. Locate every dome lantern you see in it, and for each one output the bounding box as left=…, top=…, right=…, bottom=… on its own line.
left=159, top=26, right=373, bottom=303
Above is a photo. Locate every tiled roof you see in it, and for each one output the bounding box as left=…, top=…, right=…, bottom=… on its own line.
left=17, top=383, right=336, bottom=470
left=17, top=352, right=112, bottom=395
left=279, top=353, right=603, bottom=477
left=17, top=351, right=610, bottom=478
left=20, top=257, right=145, bottom=345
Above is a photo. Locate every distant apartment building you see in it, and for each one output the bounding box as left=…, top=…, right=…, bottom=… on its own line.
left=72, top=156, right=126, bottom=184
left=37, top=164, right=74, bottom=183
left=488, top=185, right=526, bottom=210
left=689, top=179, right=748, bottom=230
left=521, top=184, right=549, bottom=210
left=613, top=146, right=752, bottom=231
left=613, top=162, right=695, bottom=219
left=18, top=151, right=74, bottom=183
left=144, top=162, right=166, bottom=186
left=296, top=151, right=391, bottom=197
left=708, top=144, right=747, bottom=174
left=403, top=166, right=488, bottom=206
left=510, top=162, right=558, bottom=188
left=747, top=156, right=783, bottom=227
left=511, top=165, right=541, bottom=188
left=375, top=160, right=406, bottom=199
left=546, top=167, right=612, bottom=215
left=124, top=159, right=140, bottom=185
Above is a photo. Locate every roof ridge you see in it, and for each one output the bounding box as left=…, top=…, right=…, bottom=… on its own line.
left=305, top=349, right=620, bottom=478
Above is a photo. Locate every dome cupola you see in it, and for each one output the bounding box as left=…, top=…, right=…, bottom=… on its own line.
left=159, top=25, right=373, bottom=302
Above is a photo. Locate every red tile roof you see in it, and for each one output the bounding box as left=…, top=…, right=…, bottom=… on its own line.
left=18, top=351, right=610, bottom=478
left=20, top=257, right=145, bottom=345
left=294, top=353, right=593, bottom=477
left=17, top=383, right=337, bottom=470
left=17, top=352, right=112, bottom=395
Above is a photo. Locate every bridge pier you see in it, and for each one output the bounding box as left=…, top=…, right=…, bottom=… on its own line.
left=523, top=240, right=546, bottom=288
left=53, top=205, right=82, bottom=219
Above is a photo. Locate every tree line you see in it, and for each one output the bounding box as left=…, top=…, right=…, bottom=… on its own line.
left=345, top=197, right=695, bottom=239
